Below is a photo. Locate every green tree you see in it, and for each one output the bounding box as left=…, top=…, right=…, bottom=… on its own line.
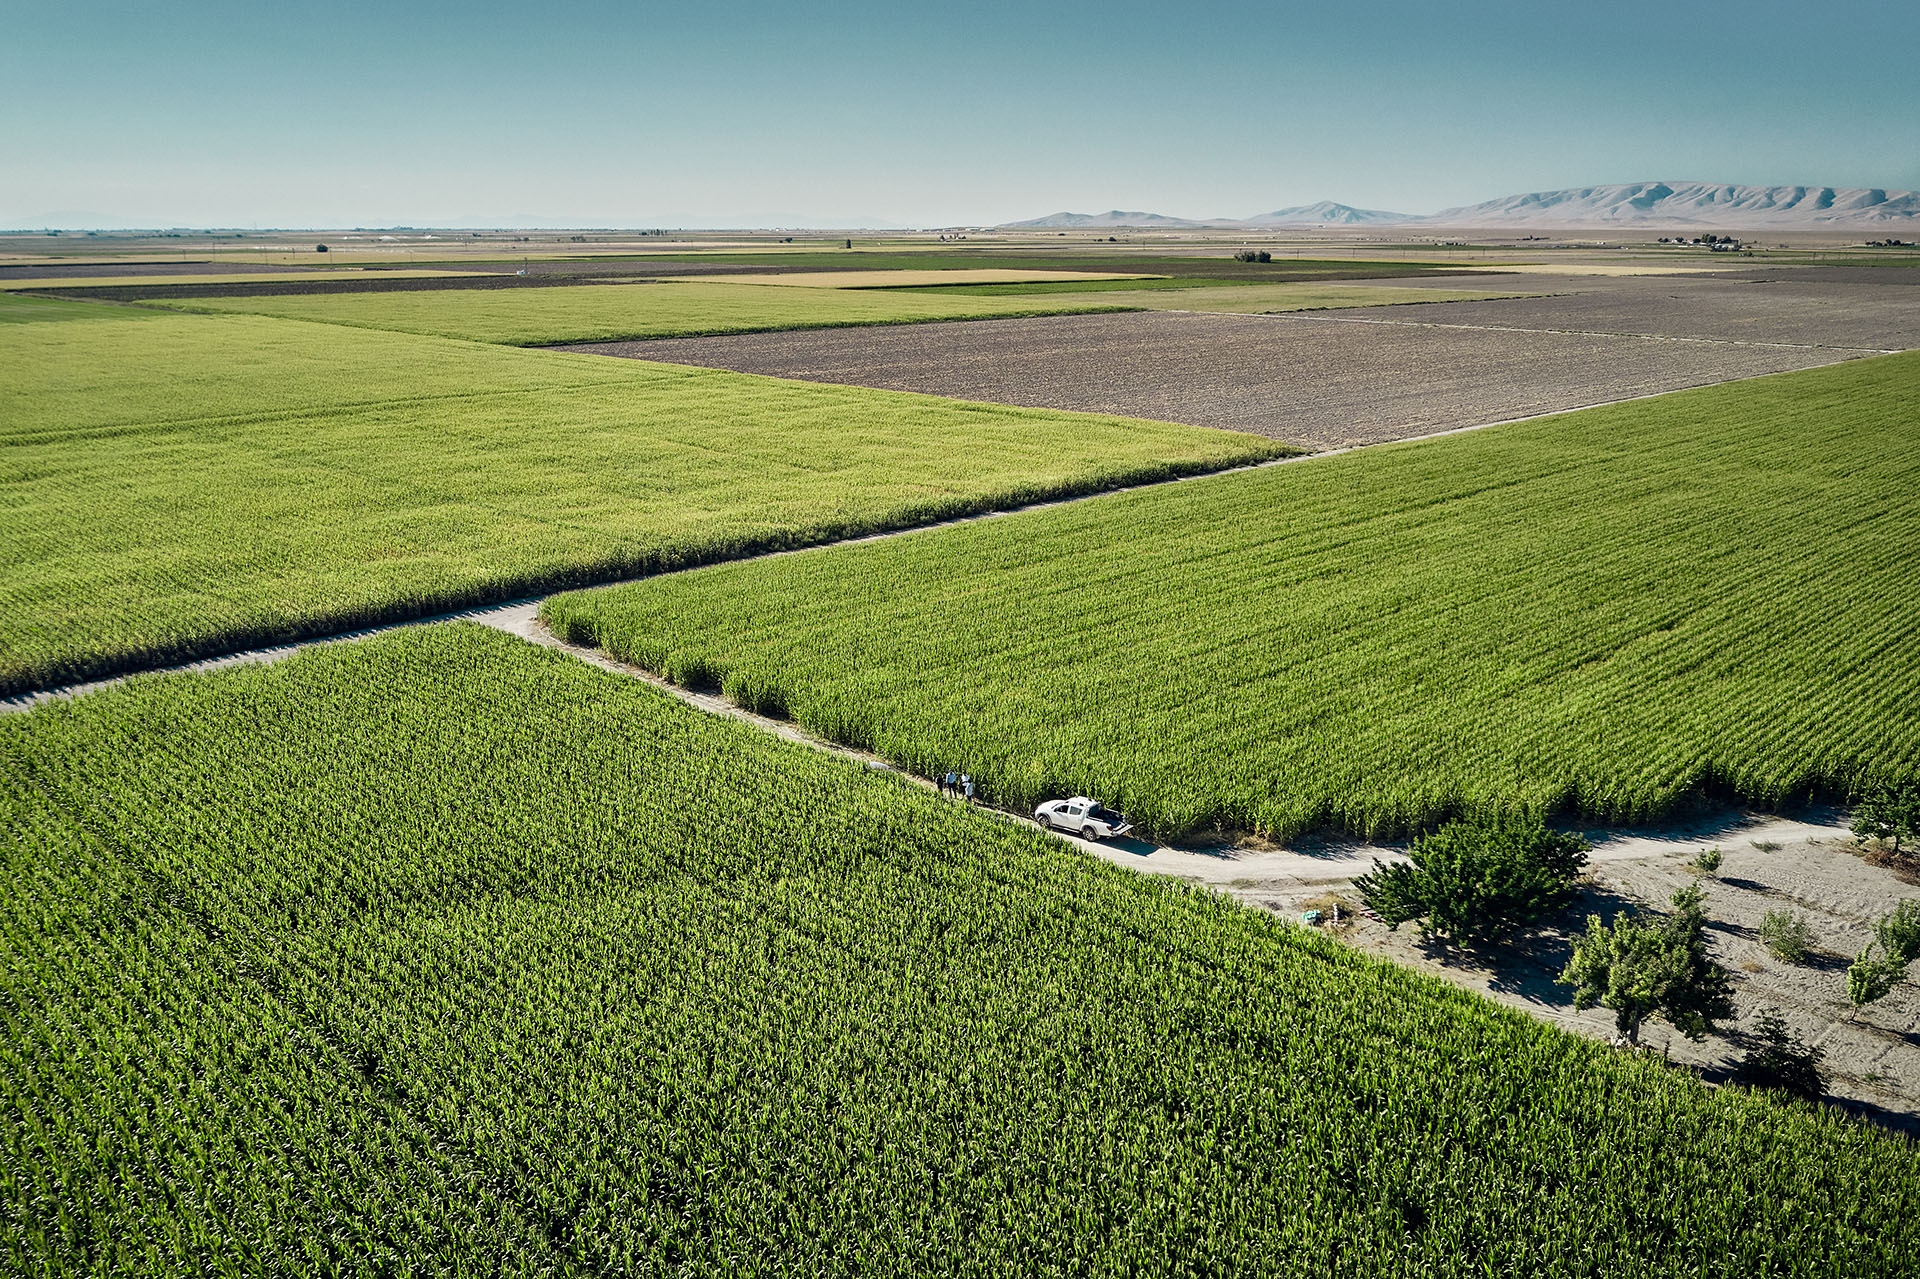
left=1852, top=782, right=1920, bottom=854
left=1876, top=898, right=1920, bottom=965
left=1845, top=901, right=1920, bottom=1012
left=1847, top=943, right=1905, bottom=1010
left=1560, top=884, right=1735, bottom=1044
left=1356, top=814, right=1589, bottom=946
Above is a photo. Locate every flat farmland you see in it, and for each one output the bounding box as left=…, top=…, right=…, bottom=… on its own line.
left=893, top=281, right=1541, bottom=310
left=574, top=307, right=1864, bottom=449
left=1, top=269, right=481, bottom=291
left=698, top=268, right=1161, bottom=287
left=152, top=280, right=1139, bottom=345
left=0, top=302, right=1277, bottom=696
left=10, top=624, right=1920, bottom=1275
left=543, top=351, right=1920, bottom=842
left=1370, top=273, right=1920, bottom=351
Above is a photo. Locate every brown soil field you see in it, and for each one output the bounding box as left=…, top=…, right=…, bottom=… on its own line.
left=1722, top=265, right=1920, bottom=287
left=1368, top=274, right=1920, bottom=350
left=565, top=308, right=1864, bottom=449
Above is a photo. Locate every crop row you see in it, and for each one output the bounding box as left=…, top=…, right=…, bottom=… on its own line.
left=544, top=351, right=1920, bottom=839
left=6, top=624, right=1920, bottom=1275
left=0, top=306, right=1279, bottom=696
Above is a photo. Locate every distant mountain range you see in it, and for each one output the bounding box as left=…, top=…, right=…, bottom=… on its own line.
left=1003, top=204, right=1410, bottom=229
left=1001, top=210, right=1233, bottom=229
left=1244, top=201, right=1411, bottom=226
left=1004, top=183, right=1920, bottom=230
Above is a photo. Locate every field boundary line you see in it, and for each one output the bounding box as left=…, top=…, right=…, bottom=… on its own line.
left=1179, top=308, right=1904, bottom=355
left=0, top=359, right=1882, bottom=713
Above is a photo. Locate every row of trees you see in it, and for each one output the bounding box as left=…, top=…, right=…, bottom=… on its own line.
left=1351, top=786, right=1920, bottom=1103
left=1354, top=815, right=1743, bottom=1046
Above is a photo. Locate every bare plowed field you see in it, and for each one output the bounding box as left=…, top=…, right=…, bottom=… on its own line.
left=566, top=309, right=1863, bottom=449
left=1372, top=275, right=1920, bottom=350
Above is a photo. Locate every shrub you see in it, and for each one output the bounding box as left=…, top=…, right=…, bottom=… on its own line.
left=1758, top=909, right=1813, bottom=963
left=1356, top=813, right=1589, bottom=946
left=1732, top=1010, right=1826, bottom=1101
left=1561, top=883, right=1735, bottom=1044
left=1688, top=846, right=1722, bottom=875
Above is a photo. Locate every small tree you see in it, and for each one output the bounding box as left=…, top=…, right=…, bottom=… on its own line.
left=1560, top=883, right=1735, bottom=1044
left=1845, top=900, right=1920, bottom=1011
left=1356, top=813, right=1589, bottom=946
left=1852, top=782, right=1920, bottom=854
left=1758, top=909, right=1812, bottom=963
left=1847, top=943, right=1905, bottom=1010
left=1732, top=1010, right=1825, bottom=1101
left=1876, top=898, right=1920, bottom=965
left=1687, top=846, right=1722, bottom=876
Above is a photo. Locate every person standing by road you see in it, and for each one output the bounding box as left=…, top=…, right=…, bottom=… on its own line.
left=962, top=774, right=975, bottom=804
left=942, top=770, right=957, bottom=797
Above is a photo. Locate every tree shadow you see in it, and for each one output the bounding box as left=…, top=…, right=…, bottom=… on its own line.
left=1799, top=947, right=1852, bottom=974
left=1706, top=917, right=1758, bottom=941
left=1411, top=882, right=1644, bottom=1011
left=1691, top=1063, right=1920, bottom=1140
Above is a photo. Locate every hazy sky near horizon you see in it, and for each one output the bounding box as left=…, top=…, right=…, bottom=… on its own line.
left=6, top=0, right=1916, bottom=228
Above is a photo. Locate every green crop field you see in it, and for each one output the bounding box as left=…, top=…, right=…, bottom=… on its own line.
left=150, top=280, right=1140, bottom=346
left=545, top=352, right=1920, bottom=841
left=8, top=624, right=1917, bottom=1276
left=0, top=291, right=167, bottom=327
left=0, top=305, right=1280, bottom=696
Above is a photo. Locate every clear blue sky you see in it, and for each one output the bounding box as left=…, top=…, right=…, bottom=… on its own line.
left=6, top=0, right=1915, bottom=228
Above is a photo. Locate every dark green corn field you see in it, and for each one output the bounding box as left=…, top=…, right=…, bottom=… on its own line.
left=546, top=351, right=1920, bottom=842
left=5, top=625, right=1917, bottom=1276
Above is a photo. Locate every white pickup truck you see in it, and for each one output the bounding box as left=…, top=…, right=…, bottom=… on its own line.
left=1033, top=797, right=1132, bottom=841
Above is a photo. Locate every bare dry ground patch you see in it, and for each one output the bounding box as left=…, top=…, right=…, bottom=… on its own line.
left=1370, top=273, right=1920, bottom=350
left=571, top=308, right=1863, bottom=449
